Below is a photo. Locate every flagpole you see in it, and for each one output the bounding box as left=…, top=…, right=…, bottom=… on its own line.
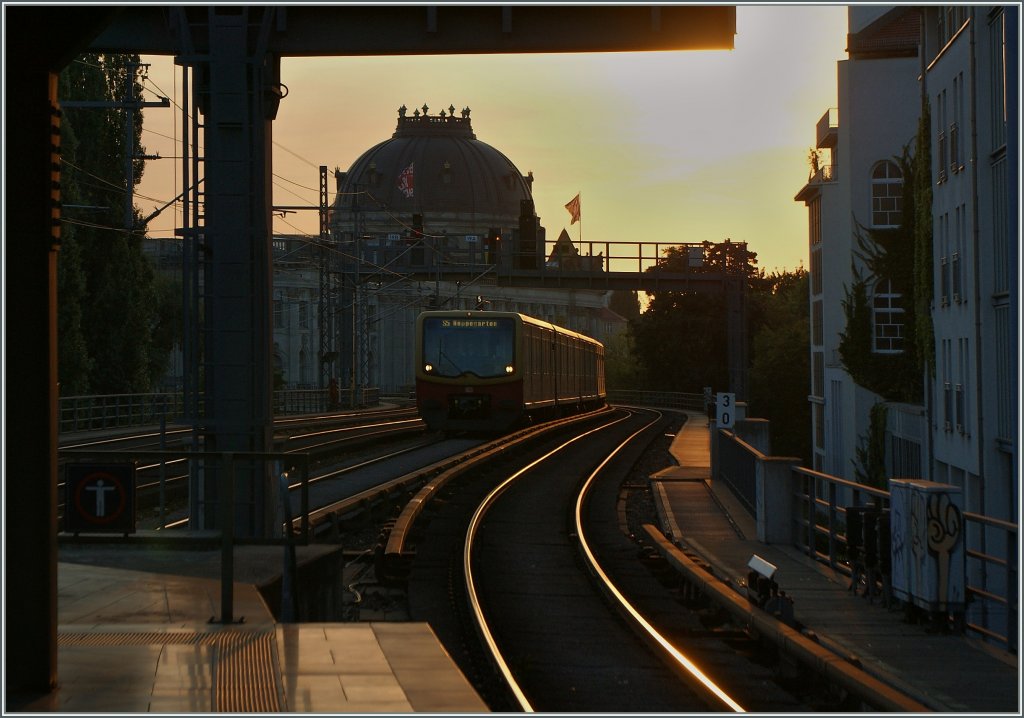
left=577, top=191, right=582, bottom=255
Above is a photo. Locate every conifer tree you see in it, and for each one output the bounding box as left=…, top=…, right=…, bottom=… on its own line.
left=58, top=54, right=166, bottom=394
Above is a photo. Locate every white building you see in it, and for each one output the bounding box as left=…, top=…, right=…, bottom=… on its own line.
left=795, top=7, right=923, bottom=480
left=920, top=5, right=1018, bottom=528
left=797, top=5, right=1019, bottom=646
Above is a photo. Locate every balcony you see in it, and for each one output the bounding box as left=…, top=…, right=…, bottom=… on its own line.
left=795, top=164, right=837, bottom=202
left=816, top=107, right=838, bottom=149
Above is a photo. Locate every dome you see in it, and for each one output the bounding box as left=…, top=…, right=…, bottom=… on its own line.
left=332, top=104, right=535, bottom=236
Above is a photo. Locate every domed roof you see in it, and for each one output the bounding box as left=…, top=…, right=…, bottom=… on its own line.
left=334, top=104, right=534, bottom=219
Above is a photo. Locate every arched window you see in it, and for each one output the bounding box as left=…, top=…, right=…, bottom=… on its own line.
left=871, top=160, right=903, bottom=227
left=873, top=279, right=904, bottom=353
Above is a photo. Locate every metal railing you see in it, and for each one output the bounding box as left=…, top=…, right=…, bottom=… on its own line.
left=715, top=429, right=760, bottom=515
left=59, top=393, right=185, bottom=433
left=714, top=429, right=1018, bottom=652
left=59, top=448, right=311, bottom=624
left=59, top=388, right=383, bottom=433
left=606, top=389, right=705, bottom=411
left=790, top=464, right=1017, bottom=652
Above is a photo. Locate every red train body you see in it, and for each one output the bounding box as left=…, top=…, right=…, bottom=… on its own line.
left=415, top=310, right=606, bottom=433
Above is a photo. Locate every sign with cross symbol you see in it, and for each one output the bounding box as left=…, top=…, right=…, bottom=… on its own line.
left=65, top=463, right=136, bottom=535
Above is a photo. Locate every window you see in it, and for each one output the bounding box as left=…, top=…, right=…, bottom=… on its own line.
left=298, top=301, right=309, bottom=329
left=871, top=161, right=903, bottom=227
left=811, top=248, right=822, bottom=296
left=942, top=339, right=953, bottom=430
left=872, top=279, right=904, bottom=353
left=951, top=72, right=964, bottom=172
left=937, top=90, right=948, bottom=182
left=952, top=205, right=964, bottom=303
left=995, top=305, right=1012, bottom=441
left=939, top=212, right=950, bottom=306
left=956, top=338, right=968, bottom=434
left=809, top=197, right=821, bottom=246
left=812, top=300, right=823, bottom=346
left=812, top=351, right=824, bottom=397
left=992, top=158, right=1009, bottom=294
left=990, top=10, right=1007, bottom=150
left=889, top=436, right=922, bottom=479
left=939, top=6, right=967, bottom=47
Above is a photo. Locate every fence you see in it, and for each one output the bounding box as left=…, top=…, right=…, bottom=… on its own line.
left=59, top=393, right=185, bottom=433
left=59, top=388, right=382, bottom=433
left=59, top=448, right=311, bottom=624
left=606, top=389, right=705, bottom=411
left=716, top=427, right=1018, bottom=653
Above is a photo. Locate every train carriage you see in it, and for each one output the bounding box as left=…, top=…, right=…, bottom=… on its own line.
left=415, top=310, right=606, bottom=432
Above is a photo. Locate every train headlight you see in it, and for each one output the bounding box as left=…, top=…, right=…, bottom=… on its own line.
left=424, top=363, right=434, bottom=373
left=505, top=365, right=514, bottom=374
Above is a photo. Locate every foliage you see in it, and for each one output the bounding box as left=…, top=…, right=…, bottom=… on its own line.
left=748, top=269, right=812, bottom=460
left=624, top=240, right=812, bottom=459
left=55, top=116, right=93, bottom=395
left=853, top=402, right=889, bottom=489
left=603, top=330, right=643, bottom=390
left=58, top=54, right=177, bottom=394
left=607, top=289, right=640, bottom=321
left=837, top=147, right=924, bottom=404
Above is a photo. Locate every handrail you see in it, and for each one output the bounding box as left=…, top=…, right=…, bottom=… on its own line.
left=714, top=431, right=1017, bottom=652
left=788, top=465, right=1016, bottom=652
left=59, top=448, right=311, bottom=623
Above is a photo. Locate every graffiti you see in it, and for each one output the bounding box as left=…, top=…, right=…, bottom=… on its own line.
left=926, top=491, right=963, bottom=605
left=890, top=481, right=965, bottom=612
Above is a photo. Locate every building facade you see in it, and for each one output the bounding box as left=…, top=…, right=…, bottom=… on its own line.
left=797, top=5, right=1019, bottom=644
left=795, top=7, right=923, bottom=480
left=321, top=104, right=623, bottom=394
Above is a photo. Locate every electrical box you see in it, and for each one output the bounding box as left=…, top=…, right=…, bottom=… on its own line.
left=889, top=479, right=965, bottom=613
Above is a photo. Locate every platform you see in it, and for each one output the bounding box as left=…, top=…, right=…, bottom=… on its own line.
left=12, top=560, right=488, bottom=712
left=650, top=411, right=1019, bottom=713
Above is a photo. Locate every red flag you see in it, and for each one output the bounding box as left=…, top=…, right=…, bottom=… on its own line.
left=564, top=193, right=581, bottom=225
left=397, top=162, right=415, bottom=198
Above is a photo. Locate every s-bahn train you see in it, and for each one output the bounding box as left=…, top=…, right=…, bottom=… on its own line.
left=415, top=310, right=606, bottom=433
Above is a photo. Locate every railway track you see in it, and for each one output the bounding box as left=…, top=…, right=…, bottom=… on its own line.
left=56, top=406, right=426, bottom=529
left=369, top=408, right=833, bottom=712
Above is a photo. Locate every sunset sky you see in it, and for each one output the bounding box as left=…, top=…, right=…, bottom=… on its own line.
left=136, top=5, right=850, bottom=275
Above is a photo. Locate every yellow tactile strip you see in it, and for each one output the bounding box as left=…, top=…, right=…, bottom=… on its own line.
left=59, top=630, right=280, bottom=712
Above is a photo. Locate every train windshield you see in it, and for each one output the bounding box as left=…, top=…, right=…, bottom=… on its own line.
left=422, top=316, right=515, bottom=378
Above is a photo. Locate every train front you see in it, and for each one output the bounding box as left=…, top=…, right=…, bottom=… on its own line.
left=415, top=312, right=522, bottom=433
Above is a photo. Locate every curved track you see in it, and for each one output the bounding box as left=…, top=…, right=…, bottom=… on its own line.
left=463, top=409, right=740, bottom=711
left=397, top=408, right=818, bottom=712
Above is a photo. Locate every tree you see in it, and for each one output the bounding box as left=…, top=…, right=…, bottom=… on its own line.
left=748, top=270, right=811, bottom=459
left=58, top=54, right=172, bottom=394
left=629, top=240, right=759, bottom=393
left=837, top=147, right=923, bottom=404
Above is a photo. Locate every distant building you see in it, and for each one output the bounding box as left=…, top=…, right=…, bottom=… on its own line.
left=324, top=104, right=621, bottom=393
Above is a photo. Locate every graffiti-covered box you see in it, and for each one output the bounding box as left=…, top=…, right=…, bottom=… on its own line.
left=889, top=479, right=965, bottom=613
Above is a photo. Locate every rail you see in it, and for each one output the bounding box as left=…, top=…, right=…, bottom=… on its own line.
left=715, top=428, right=1018, bottom=653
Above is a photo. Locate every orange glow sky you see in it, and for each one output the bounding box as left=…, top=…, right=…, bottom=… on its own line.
left=137, top=5, right=849, bottom=274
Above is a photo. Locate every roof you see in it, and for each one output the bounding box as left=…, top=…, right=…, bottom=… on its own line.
left=333, top=105, right=533, bottom=220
